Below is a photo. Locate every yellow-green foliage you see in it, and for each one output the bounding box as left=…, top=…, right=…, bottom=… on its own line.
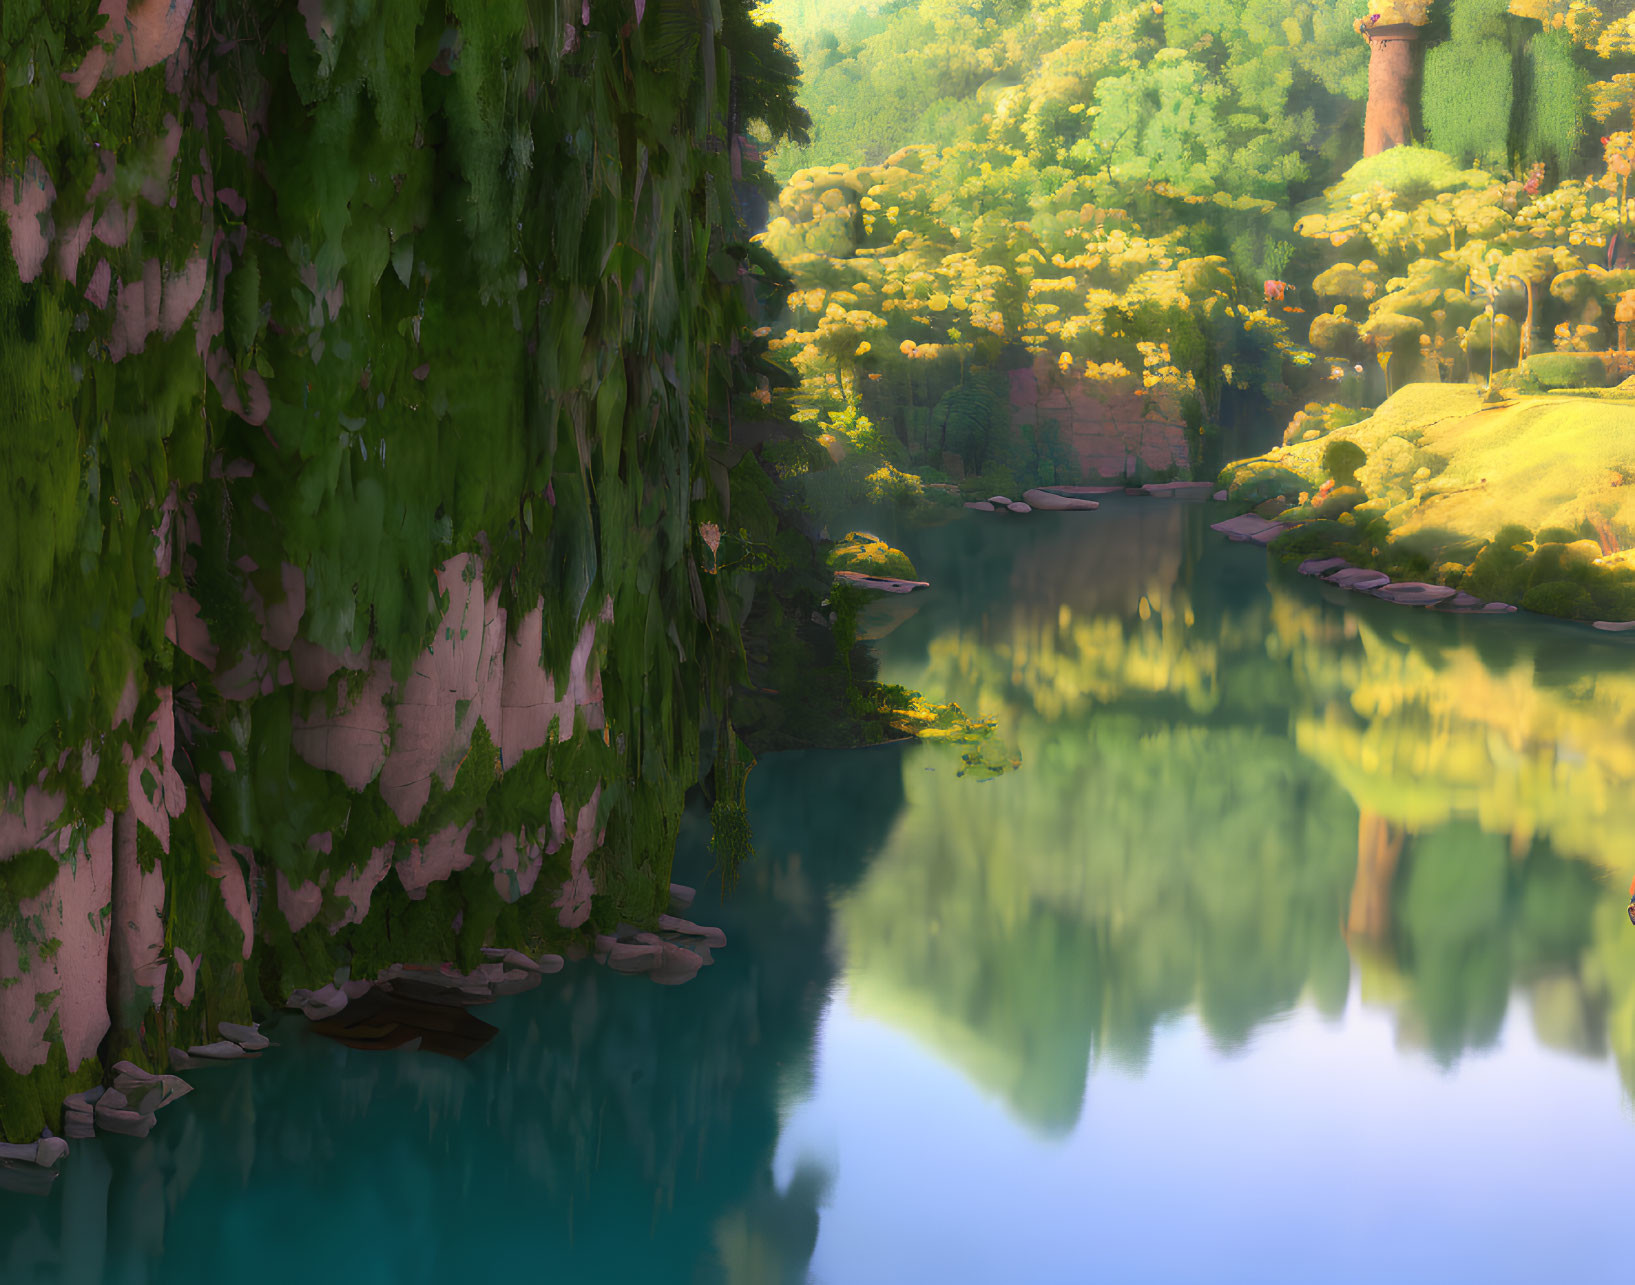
left=828, top=531, right=919, bottom=580
left=1226, top=383, right=1635, bottom=616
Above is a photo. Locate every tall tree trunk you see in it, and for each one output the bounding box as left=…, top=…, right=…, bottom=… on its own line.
left=1363, top=26, right=1422, bottom=157
left=1346, top=809, right=1405, bottom=941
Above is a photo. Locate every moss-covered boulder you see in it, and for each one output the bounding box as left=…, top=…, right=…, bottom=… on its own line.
left=828, top=532, right=918, bottom=580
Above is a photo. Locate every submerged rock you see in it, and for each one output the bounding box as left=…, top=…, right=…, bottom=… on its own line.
left=964, top=500, right=997, bottom=512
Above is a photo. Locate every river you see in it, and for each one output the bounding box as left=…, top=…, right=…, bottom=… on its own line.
left=4, top=498, right=1634, bottom=1283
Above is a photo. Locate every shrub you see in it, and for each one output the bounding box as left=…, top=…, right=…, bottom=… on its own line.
left=1322, top=439, right=1368, bottom=486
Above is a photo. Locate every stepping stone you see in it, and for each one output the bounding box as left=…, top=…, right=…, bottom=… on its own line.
left=1006, top=502, right=1032, bottom=513
left=1299, top=557, right=1350, bottom=577
left=964, top=501, right=996, bottom=511
left=1372, top=582, right=1457, bottom=606
left=1592, top=620, right=1635, bottom=631
left=1211, top=514, right=1282, bottom=541
left=987, top=495, right=1013, bottom=505
left=1328, top=568, right=1391, bottom=590
left=1480, top=602, right=1518, bottom=613
left=1251, top=525, right=1287, bottom=544
left=1435, top=591, right=1485, bottom=611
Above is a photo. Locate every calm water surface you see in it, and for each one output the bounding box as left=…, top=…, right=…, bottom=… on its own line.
left=5, top=500, right=1635, bottom=1283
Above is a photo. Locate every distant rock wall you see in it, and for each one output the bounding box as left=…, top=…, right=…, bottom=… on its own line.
left=1008, top=356, right=1191, bottom=482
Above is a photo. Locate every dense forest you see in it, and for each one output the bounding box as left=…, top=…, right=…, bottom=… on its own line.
left=743, top=0, right=1635, bottom=532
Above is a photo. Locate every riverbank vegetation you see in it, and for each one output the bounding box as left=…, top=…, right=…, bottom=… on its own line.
left=746, top=0, right=1635, bottom=620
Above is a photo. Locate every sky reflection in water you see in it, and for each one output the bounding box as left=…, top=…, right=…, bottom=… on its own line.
left=4, top=499, right=1634, bottom=1283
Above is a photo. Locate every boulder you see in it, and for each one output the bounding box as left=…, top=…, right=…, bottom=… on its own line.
left=1022, top=489, right=1099, bottom=511
left=1006, top=502, right=1033, bottom=513
left=34, top=1137, right=69, bottom=1168
left=657, top=914, right=728, bottom=948
left=668, top=883, right=696, bottom=910
left=986, top=495, right=1013, bottom=505
left=187, top=1040, right=249, bottom=1061
left=1480, top=602, right=1518, bottom=613
left=218, top=1022, right=270, bottom=1050
left=607, top=941, right=661, bottom=974
left=1212, top=489, right=1228, bottom=501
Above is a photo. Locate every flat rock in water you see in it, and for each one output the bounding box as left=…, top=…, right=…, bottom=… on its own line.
left=832, top=571, right=930, bottom=594
left=963, top=501, right=996, bottom=511
left=217, top=1022, right=270, bottom=1050
left=1481, top=602, right=1518, bottom=613
left=1210, top=513, right=1282, bottom=541
left=1250, top=525, right=1287, bottom=544
left=1592, top=619, right=1635, bottom=631
left=1435, top=591, right=1485, bottom=611
left=1213, top=489, right=1228, bottom=501
left=1373, top=581, right=1458, bottom=606
left=1298, top=557, right=1350, bottom=577
left=1329, top=568, right=1391, bottom=590
left=1022, top=488, right=1099, bottom=511
left=987, top=495, right=1013, bottom=505
left=1006, top=502, right=1032, bottom=513
left=188, top=1040, right=248, bottom=1061
left=657, top=914, right=728, bottom=948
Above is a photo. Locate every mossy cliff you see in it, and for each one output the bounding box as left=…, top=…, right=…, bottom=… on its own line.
left=0, top=0, right=809, bottom=1142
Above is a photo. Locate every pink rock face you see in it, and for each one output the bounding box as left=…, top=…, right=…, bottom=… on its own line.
left=395, top=823, right=475, bottom=900
left=205, top=818, right=256, bottom=961
left=0, top=813, right=115, bottom=1075
left=329, top=845, right=393, bottom=933
left=291, top=662, right=393, bottom=789
left=0, top=155, right=57, bottom=283
left=171, top=947, right=200, bottom=1007
left=262, top=562, right=306, bottom=650
left=1009, top=357, right=1190, bottom=481
left=64, top=0, right=197, bottom=98
left=126, top=687, right=185, bottom=851
left=112, top=807, right=169, bottom=1022
left=170, top=591, right=218, bottom=666
left=552, top=785, right=602, bottom=929
left=276, top=868, right=324, bottom=933
left=498, top=605, right=605, bottom=764
left=160, top=256, right=208, bottom=336
left=378, top=554, right=506, bottom=824
left=486, top=832, right=545, bottom=904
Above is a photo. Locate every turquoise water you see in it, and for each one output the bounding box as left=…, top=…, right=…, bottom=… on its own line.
left=5, top=499, right=1635, bottom=1283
